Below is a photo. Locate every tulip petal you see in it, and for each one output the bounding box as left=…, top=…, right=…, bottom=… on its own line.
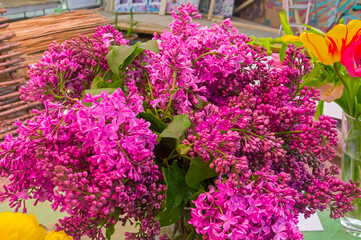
left=345, top=20, right=361, bottom=46
left=281, top=35, right=301, bottom=42
left=299, top=32, right=334, bottom=65
left=0, top=212, right=47, bottom=240
left=324, top=24, right=347, bottom=63
left=341, top=39, right=361, bottom=78
left=45, top=230, right=74, bottom=240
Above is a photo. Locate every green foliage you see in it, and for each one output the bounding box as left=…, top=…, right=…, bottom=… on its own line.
left=106, top=40, right=159, bottom=79
left=158, top=115, right=191, bottom=142
left=140, top=112, right=167, bottom=133
left=106, top=44, right=139, bottom=78
left=185, top=156, right=218, bottom=190
left=279, top=10, right=293, bottom=35
left=156, top=201, right=185, bottom=227
left=105, top=223, right=115, bottom=240
left=138, top=40, right=160, bottom=53
left=91, top=75, right=104, bottom=89
left=156, top=162, right=196, bottom=227
left=257, top=37, right=273, bottom=55
left=315, top=100, right=324, bottom=120
left=126, top=8, right=139, bottom=39
left=85, top=88, right=116, bottom=96
left=303, top=23, right=326, bottom=36
left=176, top=144, right=191, bottom=155
left=85, top=40, right=159, bottom=101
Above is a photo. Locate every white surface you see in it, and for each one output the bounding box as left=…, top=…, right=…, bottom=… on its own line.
left=323, top=101, right=342, bottom=120
left=297, top=212, right=324, bottom=231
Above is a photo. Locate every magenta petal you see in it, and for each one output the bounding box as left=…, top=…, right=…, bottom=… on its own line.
left=341, top=40, right=361, bottom=77
left=223, top=221, right=230, bottom=232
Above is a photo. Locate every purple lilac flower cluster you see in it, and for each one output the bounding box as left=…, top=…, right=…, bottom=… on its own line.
left=0, top=87, right=165, bottom=239
left=20, top=25, right=128, bottom=103
left=139, top=4, right=269, bottom=114
left=190, top=171, right=302, bottom=239
left=141, top=4, right=358, bottom=239
left=1, top=3, right=361, bottom=240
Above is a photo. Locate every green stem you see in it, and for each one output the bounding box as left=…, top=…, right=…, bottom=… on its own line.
left=274, top=130, right=302, bottom=135
left=334, top=63, right=353, bottom=116
left=145, top=75, right=159, bottom=118
left=162, top=72, right=177, bottom=120
left=215, top=149, right=227, bottom=158
left=230, top=128, right=263, bottom=138
left=192, top=52, right=224, bottom=65
left=49, top=89, right=64, bottom=99
left=185, top=229, right=196, bottom=240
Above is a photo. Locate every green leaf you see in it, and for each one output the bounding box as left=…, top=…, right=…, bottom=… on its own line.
left=106, top=45, right=139, bottom=77
left=247, top=35, right=257, bottom=45
left=176, top=144, right=191, bottom=155
left=155, top=201, right=184, bottom=227
left=258, top=37, right=273, bottom=55
left=272, top=37, right=283, bottom=44
left=139, top=40, right=160, bottom=53
left=159, top=115, right=191, bottom=141
left=91, top=75, right=104, bottom=89
left=175, top=234, right=189, bottom=240
left=279, top=44, right=287, bottom=64
left=190, top=189, right=205, bottom=202
left=103, top=75, right=124, bottom=89
left=185, top=156, right=218, bottom=190
left=120, top=45, right=144, bottom=70
left=140, top=112, right=167, bottom=133
left=315, top=100, right=324, bottom=120
left=163, top=162, right=196, bottom=209
left=105, top=223, right=115, bottom=240
left=300, top=65, right=327, bottom=91
left=83, top=101, right=92, bottom=107
left=335, top=90, right=351, bottom=116
left=114, top=207, right=121, bottom=221
left=279, top=10, right=293, bottom=35
left=303, top=23, right=326, bottom=36
left=157, top=162, right=196, bottom=226
left=195, top=96, right=208, bottom=109
left=84, top=88, right=116, bottom=96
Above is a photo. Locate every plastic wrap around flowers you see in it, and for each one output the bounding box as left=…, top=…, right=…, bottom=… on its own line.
left=1, top=4, right=361, bottom=240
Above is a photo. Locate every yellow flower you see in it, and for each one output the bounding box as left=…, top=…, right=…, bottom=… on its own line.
left=299, top=20, right=361, bottom=65
left=45, top=230, right=73, bottom=240
left=0, top=212, right=47, bottom=240
left=281, top=35, right=302, bottom=42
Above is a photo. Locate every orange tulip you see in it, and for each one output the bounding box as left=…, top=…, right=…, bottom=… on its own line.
left=299, top=20, right=361, bottom=65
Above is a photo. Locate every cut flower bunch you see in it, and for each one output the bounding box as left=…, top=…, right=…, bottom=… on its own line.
left=281, top=16, right=361, bottom=118
left=281, top=15, right=361, bottom=231
left=1, top=5, right=360, bottom=240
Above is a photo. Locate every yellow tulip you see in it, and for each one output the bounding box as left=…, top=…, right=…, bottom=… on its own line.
left=281, top=35, right=302, bottom=42
left=0, top=212, right=47, bottom=240
left=299, top=20, right=361, bottom=65
left=45, top=230, right=73, bottom=240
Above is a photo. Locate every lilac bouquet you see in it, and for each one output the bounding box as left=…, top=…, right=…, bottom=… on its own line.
left=1, top=4, right=360, bottom=240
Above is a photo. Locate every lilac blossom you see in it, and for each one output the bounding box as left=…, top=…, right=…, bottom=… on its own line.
left=1, top=3, right=360, bottom=240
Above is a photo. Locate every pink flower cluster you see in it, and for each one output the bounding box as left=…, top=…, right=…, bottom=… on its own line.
left=0, top=87, right=165, bottom=239
left=190, top=171, right=303, bottom=239
left=139, top=4, right=269, bottom=114
left=20, top=25, right=128, bottom=103
left=1, top=3, right=361, bottom=240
